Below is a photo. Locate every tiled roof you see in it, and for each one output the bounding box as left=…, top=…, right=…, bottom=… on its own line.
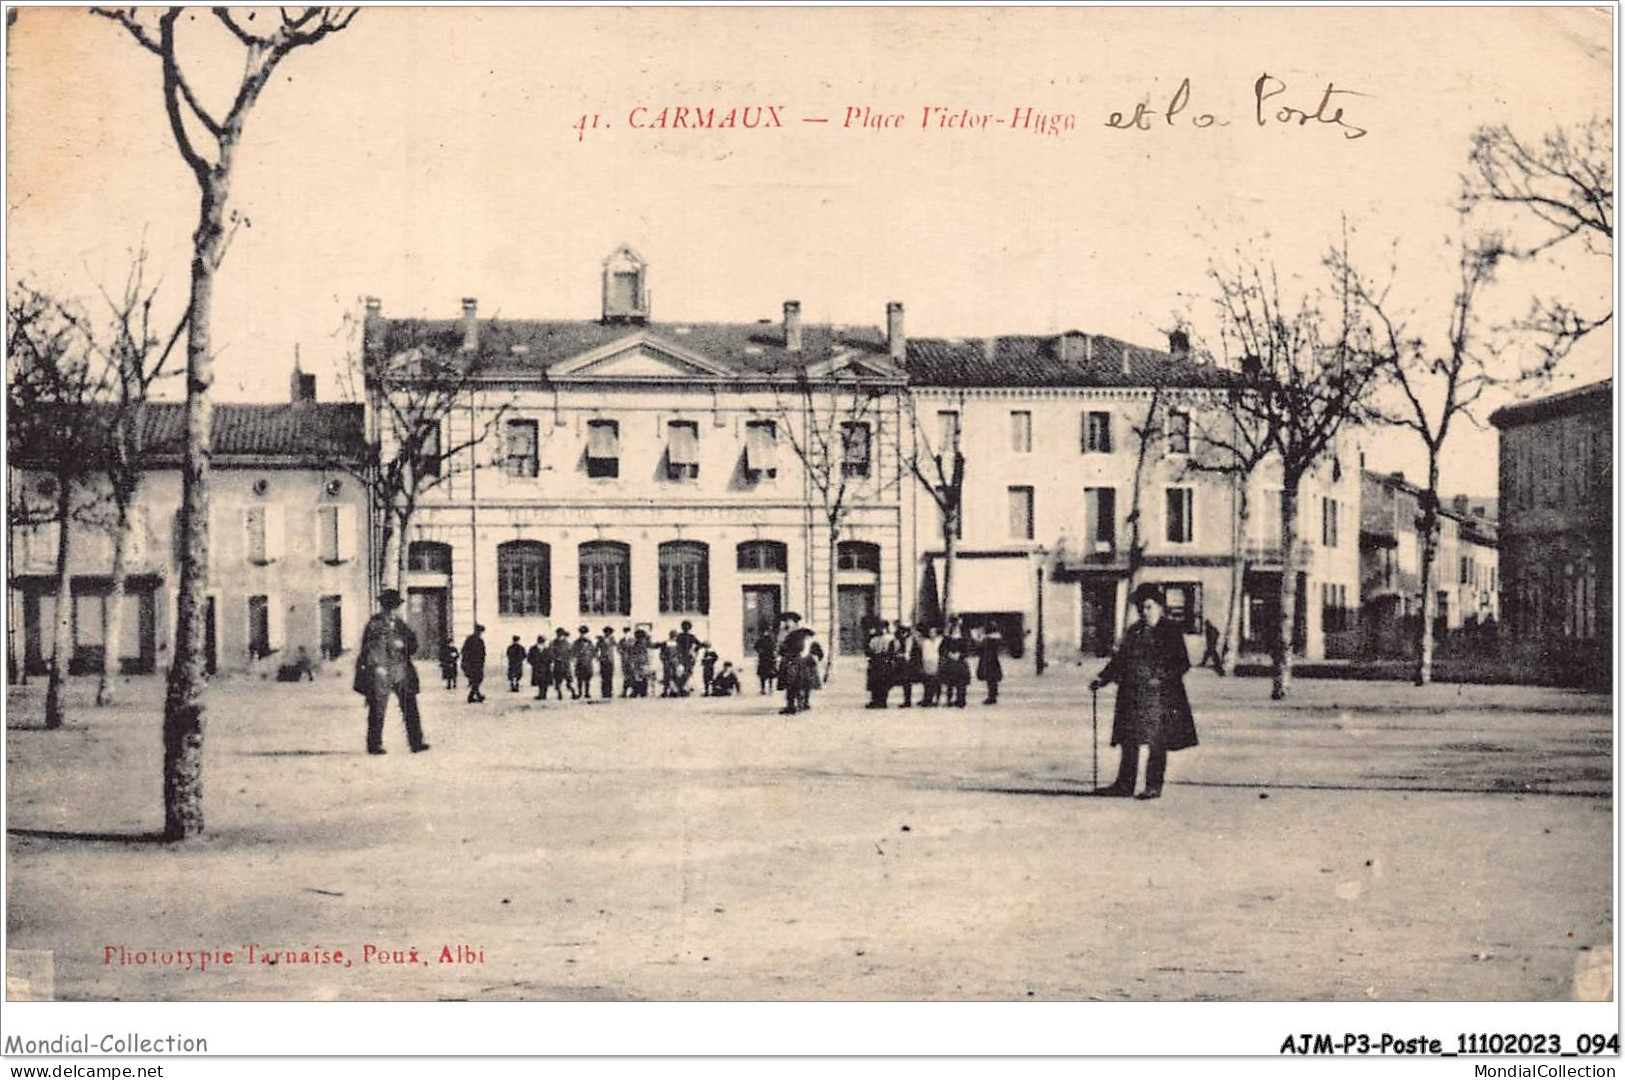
left=903, top=332, right=1231, bottom=389
left=10, top=403, right=366, bottom=466
left=374, top=318, right=894, bottom=379
left=1489, top=377, right=1612, bottom=427
left=369, top=318, right=1229, bottom=389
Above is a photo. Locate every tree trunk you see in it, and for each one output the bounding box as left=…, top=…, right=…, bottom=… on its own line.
left=824, top=526, right=839, bottom=684
left=1414, top=461, right=1441, bottom=687
left=380, top=514, right=403, bottom=592
left=1220, top=482, right=1250, bottom=677
left=1273, top=481, right=1299, bottom=700
left=97, top=504, right=131, bottom=706
left=164, top=181, right=225, bottom=842
left=941, top=508, right=957, bottom=625
left=44, top=477, right=73, bottom=730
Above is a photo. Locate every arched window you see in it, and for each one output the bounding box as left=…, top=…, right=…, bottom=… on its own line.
left=736, top=540, right=787, bottom=572
left=580, top=541, right=631, bottom=616
left=497, top=541, right=550, bottom=615
left=658, top=541, right=709, bottom=614
left=836, top=541, right=880, bottom=573
left=407, top=541, right=452, bottom=573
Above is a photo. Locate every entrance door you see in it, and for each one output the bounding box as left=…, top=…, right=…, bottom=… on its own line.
left=319, top=595, right=344, bottom=660
left=1079, top=578, right=1118, bottom=657
left=407, top=587, right=448, bottom=662
left=837, top=584, right=876, bottom=655
left=741, top=585, right=781, bottom=657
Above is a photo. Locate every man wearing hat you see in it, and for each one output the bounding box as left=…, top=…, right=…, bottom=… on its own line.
left=1089, top=582, right=1197, bottom=799
left=353, top=589, right=429, bottom=754
left=460, top=624, right=487, bottom=703
left=571, top=626, right=597, bottom=700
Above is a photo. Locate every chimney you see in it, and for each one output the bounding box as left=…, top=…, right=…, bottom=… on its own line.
left=460, top=297, right=479, bottom=353
left=1168, top=329, right=1191, bottom=361
left=982, top=336, right=997, bottom=363
left=363, top=297, right=382, bottom=360
left=886, top=301, right=905, bottom=362
left=290, top=354, right=316, bottom=404
left=783, top=300, right=802, bottom=354
left=1120, top=347, right=1132, bottom=377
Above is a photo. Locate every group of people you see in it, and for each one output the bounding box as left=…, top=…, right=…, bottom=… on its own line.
left=357, top=581, right=1200, bottom=802
left=859, top=616, right=1004, bottom=709
left=439, top=619, right=746, bottom=704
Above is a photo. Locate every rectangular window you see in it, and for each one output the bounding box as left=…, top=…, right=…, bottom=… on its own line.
left=316, top=506, right=355, bottom=565
left=421, top=421, right=442, bottom=478
left=841, top=421, right=871, bottom=478
left=744, top=420, right=778, bottom=479
left=1459, top=556, right=1470, bottom=585
left=1162, top=582, right=1202, bottom=634
left=1321, top=583, right=1350, bottom=633
left=1083, top=411, right=1113, bottom=453
left=505, top=419, right=539, bottom=478
left=1010, top=410, right=1032, bottom=453
left=248, top=595, right=271, bottom=658
left=586, top=419, right=620, bottom=479
left=658, top=542, right=710, bottom=615
left=937, top=410, right=960, bottom=452
left=666, top=420, right=700, bottom=480
left=1167, top=409, right=1191, bottom=455
left=1084, top=487, right=1116, bottom=550
left=1008, top=485, right=1034, bottom=541
left=1321, top=498, right=1339, bottom=547
left=244, top=505, right=283, bottom=565
left=1165, top=487, right=1194, bottom=544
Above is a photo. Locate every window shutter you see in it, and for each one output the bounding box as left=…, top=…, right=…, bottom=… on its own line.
left=263, top=504, right=285, bottom=563
left=341, top=593, right=357, bottom=653
left=335, top=506, right=358, bottom=563
left=267, top=593, right=285, bottom=652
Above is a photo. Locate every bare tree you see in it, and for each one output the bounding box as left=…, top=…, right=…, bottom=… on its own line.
left=900, top=391, right=966, bottom=625
left=346, top=313, right=512, bottom=590
left=1122, top=380, right=1168, bottom=626
left=1209, top=251, right=1380, bottom=698
left=1183, top=357, right=1274, bottom=677
left=771, top=365, right=900, bottom=681
left=1463, top=117, right=1612, bottom=376
left=7, top=286, right=112, bottom=729
left=1338, top=234, right=1501, bottom=685
left=95, top=6, right=360, bottom=840
left=65, top=251, right=186, bottom=705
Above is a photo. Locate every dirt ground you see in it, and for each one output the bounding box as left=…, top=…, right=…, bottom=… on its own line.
left=4, top=662, right=1612, bottom=1002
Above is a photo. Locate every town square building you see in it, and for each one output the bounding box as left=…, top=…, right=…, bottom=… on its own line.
left=8, top=373, right=370, bottom=677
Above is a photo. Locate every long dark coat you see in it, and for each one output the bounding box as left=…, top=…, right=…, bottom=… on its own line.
left=975, top=632, right=1004, bottom=683
left=527, top=643, right=548, bottom=687
left=1095, top=619, right=1197, bottom=751
left=460, top=633, right=486, bottom=680
left=353, top=613, right=419, bottom=696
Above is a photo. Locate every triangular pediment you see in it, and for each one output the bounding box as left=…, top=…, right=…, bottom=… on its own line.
left=550, top=331, right=734, bottom=379
left=804, top=349, right=904, bottom=381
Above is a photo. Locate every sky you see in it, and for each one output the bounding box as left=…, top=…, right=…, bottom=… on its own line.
left=5, top=6, right=1614, bottom=498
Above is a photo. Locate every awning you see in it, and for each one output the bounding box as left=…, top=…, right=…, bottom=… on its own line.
left=667, top=422, right=699, bottom=466
left=745, top=422, right=778, bottom=471
left=926, top=553, right=1035, bottom=613
left=587, top=421, right=620, bottom=458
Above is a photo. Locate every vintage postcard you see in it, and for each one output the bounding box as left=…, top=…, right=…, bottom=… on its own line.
left=2, top=3, right=1615, bottom=1062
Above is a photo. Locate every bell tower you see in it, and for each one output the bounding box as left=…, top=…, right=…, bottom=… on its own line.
left=601, top=244, right=650, bottom=324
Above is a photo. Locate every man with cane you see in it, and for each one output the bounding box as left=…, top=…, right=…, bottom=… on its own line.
left=1088, top=583, right=1198, bottom=799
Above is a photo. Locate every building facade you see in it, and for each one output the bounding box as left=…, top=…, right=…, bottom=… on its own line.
left=903, top=332, right=1362, bottom=665
left=1358, top=470, right=1499, bottom=659
left=9, top=378, right=370, bottom=678
left=369, top=247, right=912, bottom=663
left=1490, top=378, right=1611, bottom=685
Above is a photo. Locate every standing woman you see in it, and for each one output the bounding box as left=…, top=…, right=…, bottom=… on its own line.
left=939, top=617, right=971, bottom=709
left=1089, top=583, right=1198, bottom=800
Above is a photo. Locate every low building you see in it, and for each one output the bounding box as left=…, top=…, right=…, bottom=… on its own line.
left=9, top=372, right=370, bottom=678
left=1490, top=378, right=1611, bottom=685
left=1358, top=470, right=1499, bottom=659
